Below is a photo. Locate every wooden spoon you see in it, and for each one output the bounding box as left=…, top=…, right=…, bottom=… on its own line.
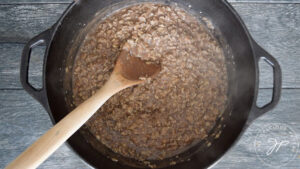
left=5, top=49, right=161, bottom=169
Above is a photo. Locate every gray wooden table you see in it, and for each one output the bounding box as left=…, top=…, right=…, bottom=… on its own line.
left=0, top=0, right=300, bottom=168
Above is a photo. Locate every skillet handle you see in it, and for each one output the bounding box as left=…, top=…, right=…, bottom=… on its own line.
left=248, top=40, right=282, bottom=123
left=20, top=29, right=52, bottom=108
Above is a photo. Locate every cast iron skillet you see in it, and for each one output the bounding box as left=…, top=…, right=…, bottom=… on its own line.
left=20, top=0, right=282, bottom=168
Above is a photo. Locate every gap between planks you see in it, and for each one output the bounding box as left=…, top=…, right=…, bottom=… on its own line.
left=0, top=0, right=300, bottom=5
left=0, top=4, right=299, bottom=89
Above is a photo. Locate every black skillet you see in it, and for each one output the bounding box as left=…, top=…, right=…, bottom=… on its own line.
left=20, top=0, right=281, bottom=168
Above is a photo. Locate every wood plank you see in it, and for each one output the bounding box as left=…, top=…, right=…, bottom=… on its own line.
left=1, top=3, right=300, bottom=44
left=0, top=0, right=71, bottom=4
left=0, top=89, right=88, bottom=169
left=0, top=0, right=300, bottom=4
left=0, top=4, right=300, bottom=88
left=231, top=0, right=300, bottom=2
left=232, top=3, right=300, bottom=89
left=0, top=89, right=299, bottom=169
left=0, top=43, right=43, bottom=89
left=0, top=4, right=68, bottom=43
left=215, top=88, right=300, bottom=169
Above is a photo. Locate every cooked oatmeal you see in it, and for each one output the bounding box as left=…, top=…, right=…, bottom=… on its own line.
left=72, top=3, right=228, bottom=161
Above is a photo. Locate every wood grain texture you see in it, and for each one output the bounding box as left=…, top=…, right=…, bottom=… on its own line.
left=0, top=3, right=300, bottom=44
left=215, top=89, right=300, bottom=169
left=0, top=0, right=300, bottom=4
left=230, top=0, right=300, bottom=3
left=0, top=0, right=71, bottom=4
left=0, top=4, right=300, bottom=88
left=0, top=90, right=89, bottom=169
left=232, top=4, right=300, bottom=89
left=0, top=89, right=299, bottom=169
left=0, top=43, right=43, bottom=89
left=215, top=124, right=300, bottom=169
left=0, top=4, right=68, bottom=43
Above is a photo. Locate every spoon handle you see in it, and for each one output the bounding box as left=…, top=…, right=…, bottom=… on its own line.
left=5, top=74, right=126, bottom=169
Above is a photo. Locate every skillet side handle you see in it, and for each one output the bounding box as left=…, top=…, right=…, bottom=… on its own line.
left=20, top=29, right=52, bottom=108
left=247, top=41, right=282, bottom=124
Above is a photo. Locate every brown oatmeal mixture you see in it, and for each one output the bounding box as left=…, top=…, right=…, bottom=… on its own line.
left=72, top=3, right=228, bottom=161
